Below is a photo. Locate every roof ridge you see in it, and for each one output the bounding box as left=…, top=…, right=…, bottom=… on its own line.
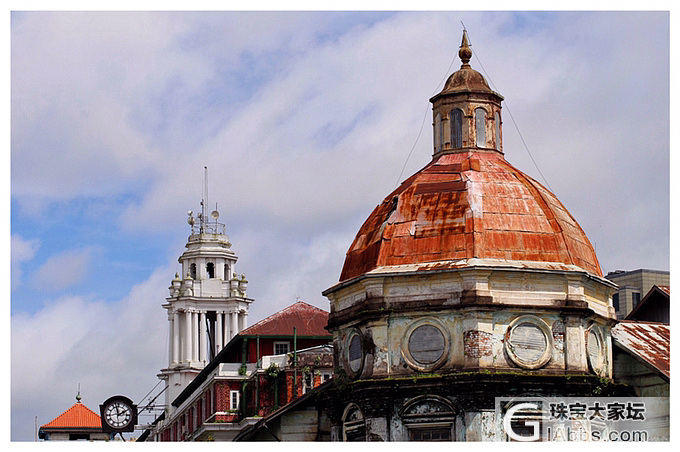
left=42, top=401, right=102, bottom=429
left=239, top=301, right=328, bottom=336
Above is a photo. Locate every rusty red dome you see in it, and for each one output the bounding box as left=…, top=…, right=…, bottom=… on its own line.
left=339, top=150, right=602, bottom=282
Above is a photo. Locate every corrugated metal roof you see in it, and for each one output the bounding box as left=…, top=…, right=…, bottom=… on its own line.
left=612, top=321, right=670, bottom=378
left=240, top=301, right=330, bottom=337
left=41, top=402, right=102, bottom=429
left=339, top=151, right=602, bottom=282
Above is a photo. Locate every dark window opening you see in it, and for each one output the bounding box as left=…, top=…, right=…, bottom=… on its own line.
left=345, top=429, right=366, bottom=442
left=303, top=372, right=313, bottom=393
left=632, top=292, right=641, bottom=309
left=190, top=263, right=197, bottom=280
left=343, top=405, right=366, bottom=442
left=409, top=427, right=451, bottom=441
left=385, top=197, right=398, bottom=222
left=451, top=109, right=463, bottom=148
left=274, top=342, right=290, bottom=355
left=206, top=262, right=215, bottom=278
left=68, top=433, right=91, bottom=441
left=612, top=293, right=619, bottom=312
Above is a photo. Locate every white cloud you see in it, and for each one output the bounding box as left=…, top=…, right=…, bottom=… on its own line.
left=11, top=267, right=169, bottom=441
left=31, top=248, right=95, bottom=291
left=11, top=234, right=40, bottom=290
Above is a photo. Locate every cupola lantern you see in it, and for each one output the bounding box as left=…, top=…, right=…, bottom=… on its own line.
left=430, top=31, right=504, bottom=155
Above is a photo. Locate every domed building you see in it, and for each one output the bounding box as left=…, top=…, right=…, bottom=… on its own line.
left=235, top=32, right=668, bottom=443
left=318, top=31, right=627, bottom=441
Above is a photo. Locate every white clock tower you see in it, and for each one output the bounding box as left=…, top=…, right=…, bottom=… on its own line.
left=158, top=196, right=253, bottom=411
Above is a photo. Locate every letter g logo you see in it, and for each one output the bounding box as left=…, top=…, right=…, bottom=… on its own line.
left=504, top=402, right=540, bottom=442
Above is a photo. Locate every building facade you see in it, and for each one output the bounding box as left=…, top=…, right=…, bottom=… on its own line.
left=146, top=299, right=333, bottom=441
left=605, top=269, right=670, bottom=319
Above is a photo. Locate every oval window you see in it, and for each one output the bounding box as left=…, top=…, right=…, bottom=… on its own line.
left=409, top=324, right=445, bottom=365
left=509, top=322, right=547, bottom=363
left=505, top=316, right=553, bottom=369
left=348, top=333, right=363, bottom=374
left=586, top=327, right=603, bottom=375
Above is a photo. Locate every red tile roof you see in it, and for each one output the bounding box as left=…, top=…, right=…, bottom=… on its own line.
left=612, top=321, right=670, bottom=378
left=340, top=151, right=602, bottom=281
left=239, top=301, right=330, bottom=337
left=41, top=401, right=102, bottom=429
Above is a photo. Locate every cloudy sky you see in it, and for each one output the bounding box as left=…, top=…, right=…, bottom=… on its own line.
left=10, top=10, right=669, bottom=441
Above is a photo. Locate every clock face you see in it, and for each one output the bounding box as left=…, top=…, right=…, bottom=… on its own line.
left=104, top=400, right=132, bottom=429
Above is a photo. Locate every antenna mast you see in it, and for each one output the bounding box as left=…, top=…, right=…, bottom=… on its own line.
left=200, top=166, right=209, bottom=232
left=204, top=166, right=209, bottom=222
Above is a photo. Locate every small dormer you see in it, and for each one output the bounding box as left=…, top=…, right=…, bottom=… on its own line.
left=430, top=31, right=504, bottom=156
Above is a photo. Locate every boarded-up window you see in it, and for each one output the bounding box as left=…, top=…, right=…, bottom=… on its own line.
left=409, top=324, right=445, bottom=365
left=475, top=107, right=486, bottom=147
left=451, top=109, right=463, bottom=148
left=348, top=334, right=362, bottom=373
left=509, top=322, right=547, bottom=363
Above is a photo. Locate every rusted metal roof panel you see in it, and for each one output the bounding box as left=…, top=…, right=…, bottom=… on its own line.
left=239, top=301, right=330, bottom=337
left=612, top=321, right=670, bottom=378
left=339, top=151, right=602, bottom=282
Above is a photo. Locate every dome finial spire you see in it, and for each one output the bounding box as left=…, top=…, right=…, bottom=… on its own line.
left=459, top=29, right=472, bottom=67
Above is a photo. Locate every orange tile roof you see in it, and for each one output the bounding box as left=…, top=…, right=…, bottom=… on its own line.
left=340, top=151, right=602, bottom=282
left=41, top=401, right=102, bottom=429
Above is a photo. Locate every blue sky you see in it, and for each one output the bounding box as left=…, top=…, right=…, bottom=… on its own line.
left=9, top=10, right=670, bottom=441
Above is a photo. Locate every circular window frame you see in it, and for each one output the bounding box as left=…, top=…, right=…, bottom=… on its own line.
left=401, top=318, right=450, bottom=372
left=505, top=315, right=553, bottom=370
left=344, top=329, right=364, bottom=379
left=586, top=324, right=605, bottom=375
